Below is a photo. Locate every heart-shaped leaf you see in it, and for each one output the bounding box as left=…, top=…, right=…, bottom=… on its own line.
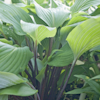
left=21, top=20, right=56, bottom=45
left=34, top=1, right=70, bottom=27
left=67, top=17, right=100, bottom=59
left=0, top=41, right=33, bottom=74
left=0, top=1, right=32, bottom=35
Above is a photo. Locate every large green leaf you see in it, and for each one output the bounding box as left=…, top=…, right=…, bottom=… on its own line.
left=0, top=1, right=32, bottom=35
left=21, top=20, right=56, bottom=44
left=34, top=1, right=70, bottom=27
left=60, top=16, right=88, bottom=45
left=0, top=71, right=24, bottom=89
left=67, top=17, right=100, bottom=59
left=48, top=42, right=74, bottom=67
left=0, top=95, right=8, bottom=100
left=71, top=0, right=100, bottom=13
left=0, top=83, right=38, bottom=96
left=0, top=41, right=33, bottom=74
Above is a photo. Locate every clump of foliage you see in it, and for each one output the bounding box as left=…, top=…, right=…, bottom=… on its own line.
left=0, top=0, right=100, bottom=100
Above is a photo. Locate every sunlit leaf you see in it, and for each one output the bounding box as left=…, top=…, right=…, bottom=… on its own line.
left=21, top=20, right=56, bottom=44
left=67, top=17, right=100, bottom=59
left=0, top=38, right=13, bottom=45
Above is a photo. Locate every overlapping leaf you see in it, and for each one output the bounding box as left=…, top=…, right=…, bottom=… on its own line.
left=0, top=71, right=37, bottom=98
left=34, top=1, right=70, bottom=27
left=0, top=71, right=24, bottom=89
left=0, top=41, right=33, bottom=74
left=0, top=1, right=32, bottom=35
left=67, top=17, right=100, bottom=59
left=2, top=25, right=24, bottom=45
left=48, top=42, right=74, bottom=66
left=60, top=16, right=88, bottom=45
left=71, top=0, right=100, bottom=13
left=0, top=83, right=38, bottom=96
left=21, top=20, right=56, bottom=44
left=75, top=75, right=100, bottom=94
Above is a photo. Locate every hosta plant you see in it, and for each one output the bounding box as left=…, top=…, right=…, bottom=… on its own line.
left=0, top=0, right=100, bottom=100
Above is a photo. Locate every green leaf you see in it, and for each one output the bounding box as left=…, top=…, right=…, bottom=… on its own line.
left=91, top=8, right=100, bottom=16
left=11, top=0, right=23, bottom=3
left=36, top=66, right=46, bottom=83
left=91, top=75, right=100, bottom=80
left=0, top=71, right=24, bottom=89
left=0, top=95, right=8, bottom=100
left=74, top=75, right=100, bottom=94
left=90, top=45, right=100, bottom=51
left=67, top=17, right=100, bottom=59
left=0, top=38, right=13, bottom=45
left=71, top=0, right=100, bottom=13
left=50, top=0, right=58, bottom=8
left=35, top=0, right=44, bottom=4
left=48, top=42, right=74, bottom=67
left=0, top=83, right=38, bottom=96
left=0, top=1, right=32, bottom=35
left=31, top=58, right=44, bottom=71
left=65, top=87, right=93, bottom=94
left=60, top=16, right=87, bottom=45
left=0, top=19, right=2, bottom=30
left=2, top=25, right=24, bottom=45
left=57, top=65, right=84, bottom=87
left=21, top=20, right=56, bottom=44
left=0, top=41, right=33, bottom=74
left=34, top=1, right=70, bottom=27
left=29, top=11, right=47, bottom=25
